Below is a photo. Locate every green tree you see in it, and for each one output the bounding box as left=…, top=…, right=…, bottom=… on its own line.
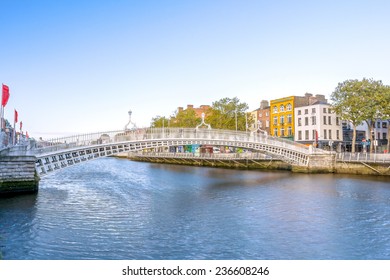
left=331, top=79, right=367, bottom=153
left=171, top=109, right=201, bottom=128
left=357, top=78, right=387, bottom=152
left=150, top=115, right=169, bottom=128
left=206, top=97, right=253, bottom=131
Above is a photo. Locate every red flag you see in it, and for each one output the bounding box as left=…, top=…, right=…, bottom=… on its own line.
left=1, top=84, right=10, bottom=107
left=20, top=121, right=23, bottom=131
left=14, top=109, right=18, bottom=123
left=26, top=131, right=29, bottom=139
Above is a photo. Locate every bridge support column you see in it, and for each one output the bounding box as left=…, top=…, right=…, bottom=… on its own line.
left=0, top=155, right=39, bottom=196
left=292, top=153, right=336, bottom=173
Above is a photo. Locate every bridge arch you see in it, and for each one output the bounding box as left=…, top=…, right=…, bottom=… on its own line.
left=33, top=128, right=325, bottom=176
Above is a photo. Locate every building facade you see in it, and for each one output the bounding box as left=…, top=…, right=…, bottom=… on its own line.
left=294, top=102, right=343, bottom=146
left=270, top=93, right=327, bottom=140
left=257, top=100, right=270, bottom=135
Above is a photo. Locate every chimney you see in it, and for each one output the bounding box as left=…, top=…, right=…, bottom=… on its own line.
left=187, top=105, right=194, bottom=109
left=178, top=107, right=183, bottom=112
left=260, top=100, right=269, bottom=109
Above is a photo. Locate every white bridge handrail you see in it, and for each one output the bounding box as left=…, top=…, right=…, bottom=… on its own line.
left=32, top=127, right=326, bottom=156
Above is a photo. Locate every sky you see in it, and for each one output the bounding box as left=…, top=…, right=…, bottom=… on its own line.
left=1, top=0, right=390, bottom=139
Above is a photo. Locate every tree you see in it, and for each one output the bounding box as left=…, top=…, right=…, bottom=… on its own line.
left=150, top=115, right=169, bottom=128
left=205, top=97, right=253, bottom=131
left=331, top=79, right=367, bottom=153
left=357, top=78, right=387, bottom=152
left=171, top=109, right=201, bottom=128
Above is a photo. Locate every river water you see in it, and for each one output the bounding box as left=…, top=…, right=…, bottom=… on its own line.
left=1, top=158, right=390, bottom=259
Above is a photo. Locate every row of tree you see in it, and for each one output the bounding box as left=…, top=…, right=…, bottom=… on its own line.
left=331, top=78, right=390, bottom=152
left=151, top=97, right=254, bottom=131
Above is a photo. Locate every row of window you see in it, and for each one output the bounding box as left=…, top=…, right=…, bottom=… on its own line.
left=273, top=115, right=293, bottom=125
left=273, top=103, right=292, bottom=113
left=297, top=116, right=340, bottom=126
left=297, top=108, right=333, bottom=115
left=373, top=121, right=388, bottom=128
left=273, top=127, right=293, bottom=137
left=297, top=129, right=341, bottom=141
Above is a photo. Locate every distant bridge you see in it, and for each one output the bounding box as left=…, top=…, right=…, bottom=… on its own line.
left=30, top=127, right=327, bottom=176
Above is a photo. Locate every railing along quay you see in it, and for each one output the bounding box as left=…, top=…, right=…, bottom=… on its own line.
left=336, top=152, right=390, bottom=163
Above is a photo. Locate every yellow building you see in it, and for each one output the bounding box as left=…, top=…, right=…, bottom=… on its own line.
left=270, top=93, right=327, bottom=139
left=270, top=96, right=308, bottom=139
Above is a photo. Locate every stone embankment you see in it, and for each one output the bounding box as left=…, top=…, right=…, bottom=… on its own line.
left=123, top=153, right=390, bottom=176
left=0, top=155, right=39, bottom=195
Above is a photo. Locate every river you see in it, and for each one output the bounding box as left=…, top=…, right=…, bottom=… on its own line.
left=1, top=157, right=389, bottom=259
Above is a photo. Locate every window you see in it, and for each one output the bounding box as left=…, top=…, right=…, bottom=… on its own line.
left=298, top=118, right=302, bottom=126
left=259, top=112, right=262, bottom=118
left=312, top=108, right=316, bottom=114
left=312, top=130, right=316, bottom=140
left=336, top=130, right=340, bottom=140
left=287, top=114, right=292, bottom=124
left=265, top=111, right=269, bottom=117
left=273, top=116, right=278, bottom=125
left=266, top=120, right=270, bottom=128
left=280, top=105, right=285, bottom=112
left=377, top=122, right=381, bottom=128
left=328, top=116, right=332, bottom=125
left=323, top=116, right=327, bottom=125
left=287, top=103, right=292, bottom=111
left=298, top=131, right=302, bottom=140
left=328, top=108, right=332, bottom=113
left=384, top=132, right=387, bottom=140
left=336, top=117, right=340, bottom=126
left=298, top=110, right=301, bottom=115
left=288, top=126, right=292, bottom=136
left=323, top=108, right=327, bottom=113
left=274, top=128, right=278, bottom=136
left=383, top=122, right=388, bottom=128
left=324, top=129, right=327, bottom=139
left=258, top=121, right=263, bottom=128
left=305, top=117, right=309, bottom=126
left=281, top=127, right=285, bottom=136
left=273, top=106, right=278, bottom=113
left=311, top=116, right=316, bottom=125
left=280, top=115, right=285, bottom=124
left=329, top=129, right=332, bottom=139
left=378, top=132, right=380, bottom=140
left=305, top=130, right=309, bottom=140
left=305, top=109, right=308, bottom=114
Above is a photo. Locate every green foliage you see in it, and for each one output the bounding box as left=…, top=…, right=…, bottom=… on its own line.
left=171, top=109, right=201, bottom=128
left=206, top=97, right=252, bottom=130
left=331, top=78, right=390, bottom=152
left=150, top=115, right=170, bottom=128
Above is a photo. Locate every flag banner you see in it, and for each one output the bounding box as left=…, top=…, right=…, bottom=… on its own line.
left=14, top=109, right=18, bottom=123
left=1, top=84, right=10, bottom=107
left=26, top=131, right=29, bottom=139
left=20, top=121, right=23, bottom=131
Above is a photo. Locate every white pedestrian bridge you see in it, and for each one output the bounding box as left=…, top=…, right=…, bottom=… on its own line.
left=32, top=127, right=327, bottom=176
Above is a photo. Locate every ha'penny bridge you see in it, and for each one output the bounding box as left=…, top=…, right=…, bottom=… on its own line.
left=1, top=113, right=389, bottom=195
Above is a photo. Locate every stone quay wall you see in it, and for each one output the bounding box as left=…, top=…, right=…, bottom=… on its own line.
left=0, top=155, right=39, bottom=195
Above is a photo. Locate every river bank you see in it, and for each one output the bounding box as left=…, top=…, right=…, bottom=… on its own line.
left=118, top=153, right=390, bottom=177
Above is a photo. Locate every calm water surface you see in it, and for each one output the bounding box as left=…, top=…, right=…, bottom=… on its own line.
left=1, top=158, right=390, bottom=259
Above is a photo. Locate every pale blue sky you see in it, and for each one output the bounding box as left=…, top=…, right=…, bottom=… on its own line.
left=1, top=0, right=390, bottom=138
